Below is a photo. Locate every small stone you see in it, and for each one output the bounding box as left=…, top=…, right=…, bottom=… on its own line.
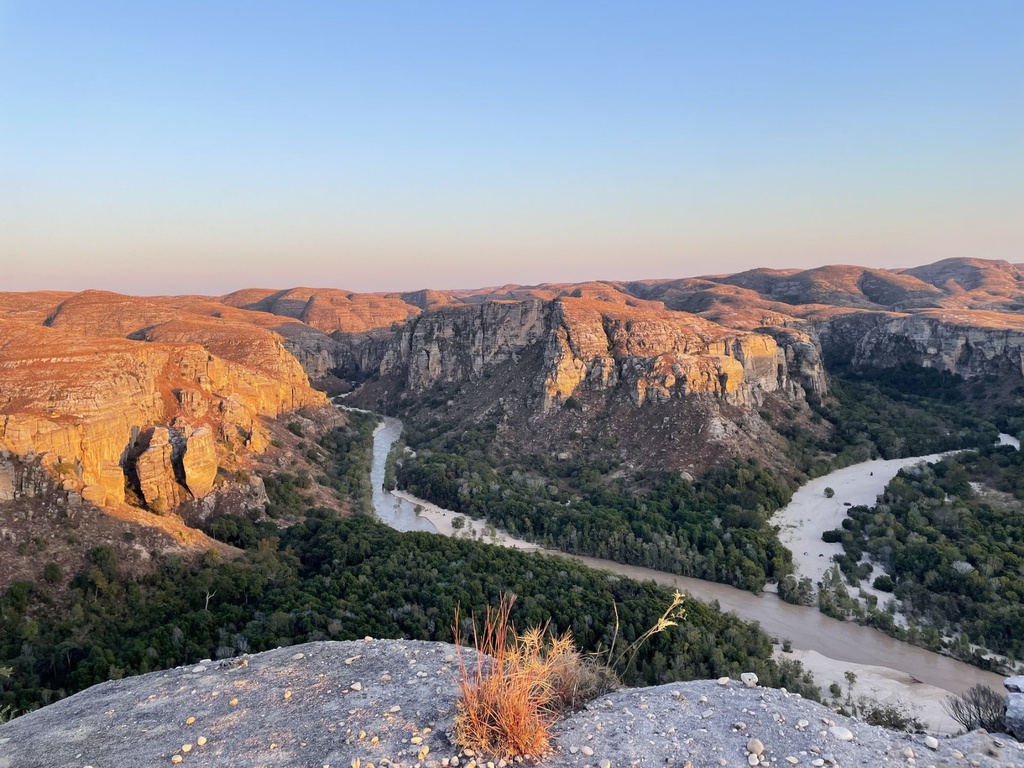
left=381, top=674, right=392, bottom=682
left=291, top=652, right=305, bottom=660
left=796, top=720, right=809, bottom=730
left=171, top=758, right=183, bottom=765
left=411, top=737, right=423, bottom=745
left=463, top=750, right=475, bottom=757
left=733, top=722, right=748, bottom=732
left=811, top=761, right=824, bottom=767
left=569, top=747, right=579, bottom=755
left=747, top=755, right=759, bottom=767
left=351, top=682, right=362, bottom=691
left=284, top=690, right=292, bottom=700
left=747, top=738, right=765, bottom=756
left=345, top=655, right=362, bottom=665
left=581, top=746, right=595, bottom=757
left=229, top=698, right=239, bottom=706
left=786, top=759, right=799, bottom=765
left=718, top=677, right=731, bottom=686
left=924, top=736, right=939, bottom=750
left=599, top=761, right=611, bottom=768
left=741, top=672, right=759, bottom=688
left=951, top=751, right=964, bottom=759
left=903, top=747, right=915, bottom=758
left=185, top=716, right=196, bottom=725
left=197, top=736, right=207, bottom=746
left=828, top=726, right=853, bottom=741
left=181, top=744, right=192, bottom=753
left=701, top=709, right=714, bottom=718
left=191, top=665, right=206, bottom=674
left=389, top=705, right=401, bottom=712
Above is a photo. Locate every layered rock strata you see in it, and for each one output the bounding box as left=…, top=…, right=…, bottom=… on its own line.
left=339, top=297, right=826, bottom=412
left=0, top=318, right=325, bottom=510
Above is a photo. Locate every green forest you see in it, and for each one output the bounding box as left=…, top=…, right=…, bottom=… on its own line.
left=832, top=443, right=1024, bottom=660
left=0, top=514, right=817, bottom=714
left=398, top=449, right=793, bottom=593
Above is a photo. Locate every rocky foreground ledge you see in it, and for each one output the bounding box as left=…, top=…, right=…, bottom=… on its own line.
left=0, top=640, right=1020, bottom=768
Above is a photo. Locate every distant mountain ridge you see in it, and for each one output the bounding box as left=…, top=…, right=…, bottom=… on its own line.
left=2, top=256, right=1023, bottom=579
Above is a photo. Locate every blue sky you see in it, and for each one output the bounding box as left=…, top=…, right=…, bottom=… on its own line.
left=1, top=1, right=1021, bottom=293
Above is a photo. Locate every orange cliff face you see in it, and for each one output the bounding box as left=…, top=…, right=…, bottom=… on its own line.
left=0, top=314, right=326, bottom=511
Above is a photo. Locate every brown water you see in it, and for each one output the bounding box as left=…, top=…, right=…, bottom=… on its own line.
left=368, top=412, right=1006, bottom=696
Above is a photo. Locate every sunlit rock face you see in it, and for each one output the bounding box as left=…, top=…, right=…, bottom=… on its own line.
left=0, top=293, right=327, bottom=512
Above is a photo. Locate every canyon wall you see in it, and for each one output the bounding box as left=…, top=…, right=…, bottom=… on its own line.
left=0, top=316, right=326, bottom=512
left=339, top=297, right=826, bottom=412
left=818, top=310, right=1024, bottom=379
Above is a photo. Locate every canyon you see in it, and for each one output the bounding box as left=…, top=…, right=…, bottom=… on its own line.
left=3, top=257, right=1023, bottom=537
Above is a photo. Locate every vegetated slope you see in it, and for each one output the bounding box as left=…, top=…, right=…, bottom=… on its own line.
left=0, top=509, right=817, bottom=715
left=834, top=444, right=1024, bottom=661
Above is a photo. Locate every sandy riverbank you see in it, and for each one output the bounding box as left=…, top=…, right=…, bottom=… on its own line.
left=783, top=649, right=962, bottom=734
left=773, top=453, right=947, bottom=589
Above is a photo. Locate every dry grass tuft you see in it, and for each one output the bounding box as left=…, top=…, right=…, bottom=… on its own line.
left=453, top=590, right=686, bottom=760
left=453, top=594, right=598, bottom=760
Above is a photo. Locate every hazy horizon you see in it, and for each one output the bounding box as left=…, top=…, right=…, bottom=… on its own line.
left=2, top=2, right=1021, bottom=295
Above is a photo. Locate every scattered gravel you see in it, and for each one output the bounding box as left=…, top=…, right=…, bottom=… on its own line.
left=0, top=640, right=1021, bottom=768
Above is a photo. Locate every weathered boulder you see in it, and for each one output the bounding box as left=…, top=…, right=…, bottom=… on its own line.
left=134, top=427, right=184, bottom=512
left=1005, top=676, right=1024, bottom=740
left=182, top=427, right=218, bottom=499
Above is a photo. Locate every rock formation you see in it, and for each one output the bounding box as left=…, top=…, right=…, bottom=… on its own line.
left=0, top=640, right=1018, bottom=768
left=342, top=297, right=826, bottom=412
left=0, top=313, right=326, bottom=511
left=2, top=256, right=1022, bottom=515
left=1006, top=676, right=1024, bottom=743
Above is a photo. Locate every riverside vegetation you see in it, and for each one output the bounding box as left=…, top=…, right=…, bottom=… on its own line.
left=0, top=418, right=817, bottom=716
left=829, top=443, right=1024, bottom=663
left=394, top=367, right=1003, bottom=595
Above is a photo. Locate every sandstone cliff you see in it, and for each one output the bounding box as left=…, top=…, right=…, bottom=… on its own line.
left=0, top=317, right=325, bottom=511
left=345, top=297, right=826, bottom=413
left=819, top=309, right=1024, bottom=378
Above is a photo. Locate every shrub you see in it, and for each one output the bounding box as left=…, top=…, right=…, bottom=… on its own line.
left=856, top=696, right=923, bottom=732
left=287, top=421, right=305, bottom=437
left=824, top=487, right=835, bottom=498
left=822, top=529, right=843, bottom=543
left=943, top=684, right=1007, bottom=733
left=453, top=593, right=632, bottom=759
left=42, top=562, right=61, bottom=584
left=872, top=574, right=895, bottom=592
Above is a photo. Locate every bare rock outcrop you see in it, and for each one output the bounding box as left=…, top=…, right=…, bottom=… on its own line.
left=1006, top=676, right=1024, bottom=742
left=0, top=317, right=326, bottom=510
left=182, top=427, right=218, bottom=499
left=0, top=640, right=1018, bottom=768
left=341, top=297, right=825, bottom=413
left=133, top=427, right=184, bottom=512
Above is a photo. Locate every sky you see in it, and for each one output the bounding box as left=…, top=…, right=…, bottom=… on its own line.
left=1, top=1, right=1022, bottom=295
